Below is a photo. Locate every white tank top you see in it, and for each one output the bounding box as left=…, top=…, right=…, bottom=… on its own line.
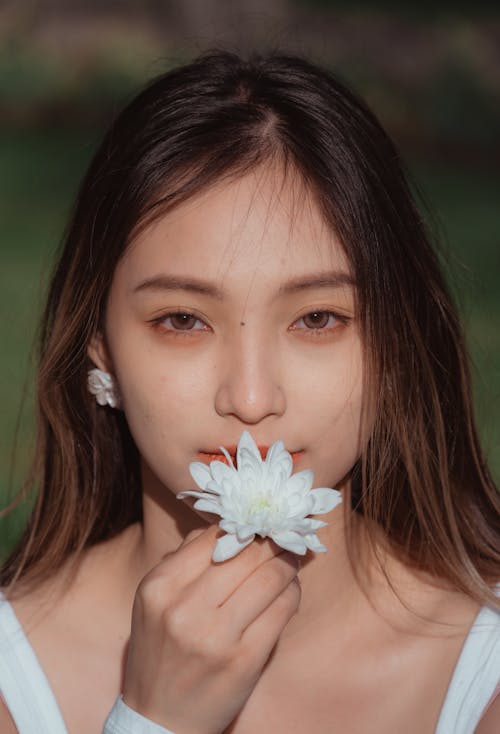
left=0, top=591, right=499, bottom=733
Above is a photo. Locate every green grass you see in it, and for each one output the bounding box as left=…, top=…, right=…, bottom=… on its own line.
left=1, top=130, right=499, bottom=557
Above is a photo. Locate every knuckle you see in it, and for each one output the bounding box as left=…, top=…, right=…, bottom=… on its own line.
left=135, top=573, right=170, bottom=612
left=162, top=601, right=191, bottom=640
left=162, top=602, right=228, bottom=660
left=173, top=621, right=232, bottom=667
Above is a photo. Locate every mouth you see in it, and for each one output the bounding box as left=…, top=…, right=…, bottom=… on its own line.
left=197, top=446, right=304, bottom=468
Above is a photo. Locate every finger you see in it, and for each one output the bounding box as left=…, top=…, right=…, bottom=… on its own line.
left=177, top=526, right=211, bottom=548
left=145, top=525, right=221, bottom=591
left=219, top=553, right=300, bottom=637
left=189, top=536, right=293, bottom=609
left=238, top=576, right=301, bottom=660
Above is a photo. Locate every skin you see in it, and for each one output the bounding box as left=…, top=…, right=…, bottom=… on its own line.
left=3, top=164, right=486, bottom=733
left=95, top=163, right=363, bottom=570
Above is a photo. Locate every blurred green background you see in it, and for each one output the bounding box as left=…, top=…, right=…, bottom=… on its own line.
left=1, top=1, right=499, bottom=558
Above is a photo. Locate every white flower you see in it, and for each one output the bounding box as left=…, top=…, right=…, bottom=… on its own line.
left=87, top=368, right=121, bottom=408
left=177, top=430, right=342, bottom=562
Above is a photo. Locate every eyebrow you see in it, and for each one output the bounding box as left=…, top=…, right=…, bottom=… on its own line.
left=278, top=271, right=355, bottom=295
left=133, top=275, right=225, bottom=300
left=133, top=270, right=355, bottom=299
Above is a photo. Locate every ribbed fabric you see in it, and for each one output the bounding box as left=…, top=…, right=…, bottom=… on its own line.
left=104, top=696, right=177, bottom=733
left=435, top=596, right=500, bottom=733
left=0, top=590, right=498, bottom=732
left=0, top=594, right=67, bottom=734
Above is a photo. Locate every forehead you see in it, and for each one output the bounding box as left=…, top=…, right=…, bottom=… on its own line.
left=121, top=165, right=350, bottom=288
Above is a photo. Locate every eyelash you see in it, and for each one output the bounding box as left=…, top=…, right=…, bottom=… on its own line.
left=151, top=311, right=209, bottom=334
left=150, top=309, right=349, bottom=338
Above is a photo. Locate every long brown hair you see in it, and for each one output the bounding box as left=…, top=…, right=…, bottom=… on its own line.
left=2, top=49, right=499, bottom=606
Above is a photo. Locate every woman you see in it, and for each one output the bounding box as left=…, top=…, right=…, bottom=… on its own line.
left=1, top=49, right=499, bottom=733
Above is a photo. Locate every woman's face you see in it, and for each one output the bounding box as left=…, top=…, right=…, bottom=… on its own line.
left=91, top=166, right=364, bottom=503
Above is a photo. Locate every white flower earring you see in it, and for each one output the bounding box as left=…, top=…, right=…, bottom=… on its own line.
left=87, top=368, right=121, bottom=409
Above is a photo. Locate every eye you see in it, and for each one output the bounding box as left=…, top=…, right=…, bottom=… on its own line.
left=291, top=310, right=345, bottom=333
left=152, top=311, right=208, bottom=333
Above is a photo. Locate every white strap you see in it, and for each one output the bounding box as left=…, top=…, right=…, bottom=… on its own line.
left=0, top=596, right=68, bottom=734
left=0, top=595, right=178, bottom=734
left=435, top=600, right=500, bottom=733
left=104, top=696, right=177, bottom=734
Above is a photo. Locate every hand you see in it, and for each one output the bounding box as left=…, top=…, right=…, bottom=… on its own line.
left=123, top=524, right=301, bottom=734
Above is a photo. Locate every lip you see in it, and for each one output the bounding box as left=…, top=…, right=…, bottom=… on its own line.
left=197, top=446, right=304, bottom=467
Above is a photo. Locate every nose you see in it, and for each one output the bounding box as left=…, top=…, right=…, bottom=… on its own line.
left=214, top=331, right=286, bottom=424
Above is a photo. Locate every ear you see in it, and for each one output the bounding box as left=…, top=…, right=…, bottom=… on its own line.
left=87, top=332, right=113, bottom=373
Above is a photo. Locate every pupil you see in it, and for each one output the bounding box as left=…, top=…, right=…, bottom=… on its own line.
left=172, top=314, right=195, bottom=329
left=304, top=311, right=329, bottom=328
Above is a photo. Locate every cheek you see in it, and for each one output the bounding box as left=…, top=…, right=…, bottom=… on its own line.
left=111, top=328, right=213, bottom=412
left=117, top=379, right=196, bottom=493
left=312, top=399, right=363, bottom=488
left=117, top=360, right=212, bottom=439
left=293, top=337, right=363, bottom=417
left=300, top=347, right=364, bottom=485
left=108, top=345, right=213, bottom=489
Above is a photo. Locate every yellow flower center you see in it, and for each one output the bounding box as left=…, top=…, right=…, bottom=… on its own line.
left=250, top=494, right=272, bottom=514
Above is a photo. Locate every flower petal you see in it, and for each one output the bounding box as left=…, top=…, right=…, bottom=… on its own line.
left=212, top=532, right=254, bottom=562
left=206, top=479, right=224, bottom=495
left=219, top=446, right=235, bottom=469
left=189, top=461, right=213, bottom=490
left=264, top=438, right=283, bottom=460
left=265, top=440, right=294, bottom=482
left=210, top=460, right=238, bottom=486
left=239, top=455, right=262, bottom=485
left=308, top=518, right=329, bottom=530
left=310, top=488, right=343, bottom=514
left=303, top=533, right=328, bottom=552
left=285, top=493, right=308, bottom=514
left=236, top=430, right=262, bottom=470
left=219, top=519, right=238, bottom=533
left=270, top=530, right=308, bottom=555
left=177, top=489, right=211, bottom=500
left=292, top=517, right=328, bottom=533
left=285, top=469, right=314, bottom=496
left=193, top=497, right=223, bottom=515
left=236, top=523, right=258, bottom=541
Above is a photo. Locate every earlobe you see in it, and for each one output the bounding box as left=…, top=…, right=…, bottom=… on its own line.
left=87, top=332, right=112, bottom=372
